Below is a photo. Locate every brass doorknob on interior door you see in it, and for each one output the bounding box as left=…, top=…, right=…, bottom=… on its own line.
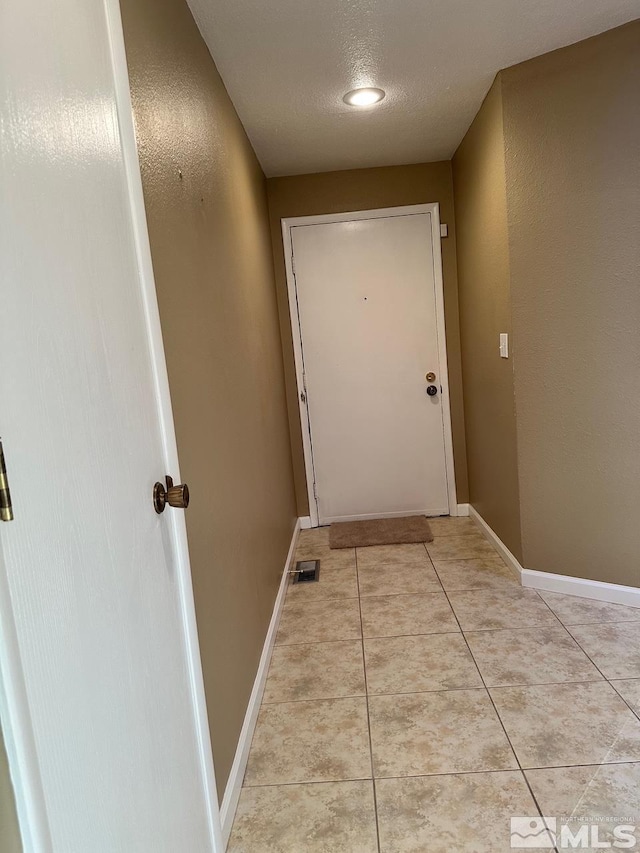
left=426, top=372, right=436, bottom=382
left=153, top=476, right=190, bottom=513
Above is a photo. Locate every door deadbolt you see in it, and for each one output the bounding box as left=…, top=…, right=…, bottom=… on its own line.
left=426, top=372, right=436, bottom=382
left=153, top=476, right=190, bottom=513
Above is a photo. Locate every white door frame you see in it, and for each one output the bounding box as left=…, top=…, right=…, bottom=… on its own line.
left=282, top=203, right=459, bottom=529
left=0, top=0, right=223, bottom=849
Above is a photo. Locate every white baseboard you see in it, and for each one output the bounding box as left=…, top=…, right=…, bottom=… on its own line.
left=469, top=505, right=640, bottom=609
left=299, top=516, right=312, bottom=530
left=219, top=518, right=301, bottom=846
left=521, top=568, right=640, bottom=608
left=455, top=503, right=470, bottom=517
left=468, top=505, right=523, bottom=581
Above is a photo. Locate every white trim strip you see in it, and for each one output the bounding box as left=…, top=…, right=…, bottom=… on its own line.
left=521, top=569, right=640, bottom=608
left=428, top=204, right=459, bottom=517
left=220, top=519, right=302, bottom=845
left=468, top=505, right=523, bottom=581
left=282, top=223, right=319, bottom=528
left=469, top=505, right=640, bottom=608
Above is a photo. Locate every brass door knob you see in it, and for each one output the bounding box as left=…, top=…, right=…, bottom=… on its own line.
left=426, top=372, right=436, bottom=382
left=153, top=476, right=190, bottom=513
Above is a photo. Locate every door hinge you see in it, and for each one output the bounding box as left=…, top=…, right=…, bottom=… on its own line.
left=291, top=252, right=296, bottom=275
left=313, top=482, right=318, bottom=502
left=0, top=438, right=14, bottom=522
left=300, top=391, right=306, bottom=404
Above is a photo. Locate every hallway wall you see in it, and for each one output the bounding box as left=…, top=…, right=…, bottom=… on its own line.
left=120, top=0, right=297, bottom=795
left=502, top=20, right=640, bottom=586
left=266, top=163, right=469, bottom=516
left=455, top=20, right=640, bottom=587
left=452, top=79, right=522, bottom=561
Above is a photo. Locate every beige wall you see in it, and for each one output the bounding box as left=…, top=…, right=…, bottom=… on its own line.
left=455, top=20, right=640, bottom=585
left=0, top=727, right=21, bottom=853
left=120, top=0, right=296, bottom=794
left=266, top=163, right=469, bottom=515
left=452, top=79, right=523, bottom=560
left=501, top=20, right=640, bottom=585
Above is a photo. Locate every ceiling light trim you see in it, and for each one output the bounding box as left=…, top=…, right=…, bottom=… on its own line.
left=342, top=87, right=386, bottom=107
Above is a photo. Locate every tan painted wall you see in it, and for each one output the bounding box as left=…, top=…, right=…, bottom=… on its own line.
left=501, top=20, right=640, bottom=586
left=455, top=21, right=640, bottom=585
left=452, top=79, right=523, bottom=560
left=120, top=0, right=296, bottom=794
left=266, top=163, right=469, bottom=515
left=0, top=727, right=21, bottom=852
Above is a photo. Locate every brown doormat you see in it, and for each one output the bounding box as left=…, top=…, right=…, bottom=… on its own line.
left=329, top=516, right=434, bottom=549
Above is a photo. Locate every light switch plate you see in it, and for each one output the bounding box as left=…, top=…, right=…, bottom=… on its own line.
left=499, top=333, right=509, bottom=358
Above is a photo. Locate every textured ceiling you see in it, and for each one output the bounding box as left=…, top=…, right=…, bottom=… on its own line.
left=187, top=0, right=640, bottom=177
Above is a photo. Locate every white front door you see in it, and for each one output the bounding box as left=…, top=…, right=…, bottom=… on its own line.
left=0, top=1, right=220, bottom=851
left=288, top=206, right=456, bottom=525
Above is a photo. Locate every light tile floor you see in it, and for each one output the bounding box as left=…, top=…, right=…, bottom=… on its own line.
left=228, top=520, right=640, bottom=852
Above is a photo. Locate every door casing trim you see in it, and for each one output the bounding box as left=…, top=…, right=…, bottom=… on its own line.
left=282, top=203, right=459, bottom=528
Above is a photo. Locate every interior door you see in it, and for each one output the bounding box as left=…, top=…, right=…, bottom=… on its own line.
left=0, top=1, right=219, bottom=850
left=291, top=209, right=453, bottom=525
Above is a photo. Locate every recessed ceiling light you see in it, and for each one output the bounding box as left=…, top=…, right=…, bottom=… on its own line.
left=343, top=87, right=386, bottom=107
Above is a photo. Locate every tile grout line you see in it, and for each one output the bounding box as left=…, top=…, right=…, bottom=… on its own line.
left=607, top=684, right=640, bottom=724
left=240, top=533, right=638, bottom=848
left=355, top=546, right=383, bottom=853
left=240, top=756, right=640, bottom=789
left=262, top=678, right=616, bottom=708
left=542, top=604, right=640, bottom=724
left=274, top=627, right=460, bottom=650
left=523, top=590, right=640, bottom=843
left=423, top=541, right=553, bottom=835
left=293, top=537, right=640, bottom=805
left=429, top=539, right=640, bottom=836
left=530, top=591, right=640, bottom=705
left=292, top=539, right=640, bottom=703
left=264, top=676, right=609, bottom=709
